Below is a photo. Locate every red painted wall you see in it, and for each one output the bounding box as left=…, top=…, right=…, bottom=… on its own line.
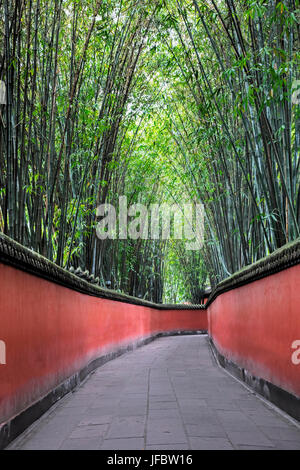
left=208, top=264, right=300, bottom=398
left=0, top=263, right=207, bottom=424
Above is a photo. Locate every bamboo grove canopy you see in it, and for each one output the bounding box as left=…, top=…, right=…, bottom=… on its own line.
left=0, top=0, right=299, bottom=303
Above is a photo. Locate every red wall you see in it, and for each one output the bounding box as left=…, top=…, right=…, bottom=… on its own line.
left=208, top=264, right=300, bottom=398
left=2, top=256, right=299, bottom=428
left=0, top=263, right=207, bottom=424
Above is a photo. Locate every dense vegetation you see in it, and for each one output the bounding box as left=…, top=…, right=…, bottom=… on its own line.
left=0, top=0, right=299, bottom=302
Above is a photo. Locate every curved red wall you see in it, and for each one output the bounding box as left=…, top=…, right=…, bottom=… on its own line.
left=0, top=263, right=207, bottom=425
left=208, top=264, right=300, bottom=398
left=2, top=256, right=299, bottom=429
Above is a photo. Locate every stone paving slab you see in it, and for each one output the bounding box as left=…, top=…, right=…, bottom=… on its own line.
left=7, top=335, right=300, bottom=450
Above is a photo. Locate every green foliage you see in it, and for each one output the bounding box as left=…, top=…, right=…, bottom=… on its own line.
left=0, top=0, right=299, bottom=301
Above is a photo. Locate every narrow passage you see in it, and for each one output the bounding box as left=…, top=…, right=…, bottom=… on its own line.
left=8, top=336, right=300, bottom=450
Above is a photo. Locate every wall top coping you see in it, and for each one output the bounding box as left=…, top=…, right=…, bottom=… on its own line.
left=0, top=233, right=299, bottom=309
left=205, top=237, right=300, bottom=307
left=0, top=233, right=202, bottom=310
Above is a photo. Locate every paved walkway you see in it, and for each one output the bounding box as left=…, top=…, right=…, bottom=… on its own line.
left=8, top=336, right=300, bottom=450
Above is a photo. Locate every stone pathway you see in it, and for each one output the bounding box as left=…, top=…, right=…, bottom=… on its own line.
left=7, top=335, right=300, bottom=450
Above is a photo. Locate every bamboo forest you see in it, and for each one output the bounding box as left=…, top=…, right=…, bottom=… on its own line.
left=0, top=0, right=299, bottom=303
